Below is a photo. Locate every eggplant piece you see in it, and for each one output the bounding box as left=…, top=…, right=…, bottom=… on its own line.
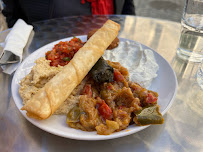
left=90, top=57, right=114, bottom=83
left=134, top=105, right=164, bottom=125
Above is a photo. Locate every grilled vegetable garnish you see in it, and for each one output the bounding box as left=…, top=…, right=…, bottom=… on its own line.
left=90, top=57, right=114, bottom=83
left=134, top=105, right=164, bottom=125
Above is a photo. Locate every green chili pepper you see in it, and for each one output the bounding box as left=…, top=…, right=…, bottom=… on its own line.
left=135, top=105, right=164, bottom=125
left=66, top=106, right=82, bottom=123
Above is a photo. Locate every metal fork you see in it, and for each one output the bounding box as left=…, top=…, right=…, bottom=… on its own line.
left=0, top=60, right=19, bottom=66
left=0, top=52, right=19, bottom=66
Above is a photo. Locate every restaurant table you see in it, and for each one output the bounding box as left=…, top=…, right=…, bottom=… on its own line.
left=0, top=15, right=203, bottom=152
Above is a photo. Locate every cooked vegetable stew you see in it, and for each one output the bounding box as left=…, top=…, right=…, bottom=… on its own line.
left=67, top=60, right=164, bottom=135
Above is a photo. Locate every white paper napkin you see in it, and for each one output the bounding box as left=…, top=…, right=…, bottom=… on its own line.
left=0, top=19, right=33, bottom=74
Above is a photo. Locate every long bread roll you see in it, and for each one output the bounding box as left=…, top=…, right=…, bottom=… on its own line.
left=21, top=20, right=120, bottom=119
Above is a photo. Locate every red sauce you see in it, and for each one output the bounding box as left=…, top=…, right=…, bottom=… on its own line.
left=45, top=37, right=84, bottom=66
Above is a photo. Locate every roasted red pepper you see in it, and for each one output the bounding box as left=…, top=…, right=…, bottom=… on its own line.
left=146, top=93, right=157, bottom=104
left=114, top=69, right=124, bottom=82
left=81, top=84, right=92, bottom=98
left=97, top=98, right=113, bottom=120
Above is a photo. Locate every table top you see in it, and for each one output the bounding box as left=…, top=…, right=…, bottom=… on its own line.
left=0, top=15, right=203, bottom=152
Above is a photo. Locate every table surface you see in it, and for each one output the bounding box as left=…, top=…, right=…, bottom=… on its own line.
left=0, top=15, right=203, bottom=152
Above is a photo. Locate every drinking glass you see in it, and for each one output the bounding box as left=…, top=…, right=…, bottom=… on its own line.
left=197, top=57, right=203, bottom=89
left=177, top=0, right=203, bottom=62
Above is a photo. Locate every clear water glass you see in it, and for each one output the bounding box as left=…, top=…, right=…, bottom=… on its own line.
left=177, top=0, right=203, bottom=62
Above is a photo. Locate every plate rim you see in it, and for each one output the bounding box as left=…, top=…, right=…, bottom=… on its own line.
left=11, top=35, right=178, bottom=140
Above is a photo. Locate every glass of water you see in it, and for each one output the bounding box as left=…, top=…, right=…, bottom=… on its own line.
left=177, top=0, right=203, bottom=62
left=197, top=57, right=203, bottom=89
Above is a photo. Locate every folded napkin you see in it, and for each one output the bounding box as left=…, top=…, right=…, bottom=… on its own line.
left=0, top=19, right=33, bottom=74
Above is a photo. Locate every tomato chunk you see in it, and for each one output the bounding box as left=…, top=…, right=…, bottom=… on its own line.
left=114, top=69, right=124, bottom=82
left=81, top=84, right=92, bottom=98
left=146, top=93, right=157, bottom=104
left=97, top=98, right=113, bottom=120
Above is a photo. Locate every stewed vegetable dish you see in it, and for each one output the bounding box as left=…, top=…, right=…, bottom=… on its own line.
left=67, top=59, right=164, bottom=135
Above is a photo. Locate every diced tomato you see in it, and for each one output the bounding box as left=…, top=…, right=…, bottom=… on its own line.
left=97, top=98, right=113, bottom=120
left=114, top=69, right=125, bottom=82
left=107, top=84, right=113, bottom=90
left=81, top=84, right=92, bottom=98
left=45, top=37, right=84, bottom=67
left=146, top=93, right=157, bottom=104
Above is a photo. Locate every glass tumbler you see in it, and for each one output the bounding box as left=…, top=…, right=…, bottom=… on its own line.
left=177, top=0, right=203, bottom=62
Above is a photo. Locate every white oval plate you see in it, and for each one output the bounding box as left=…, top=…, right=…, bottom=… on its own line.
left=12, top=36, right=178, bottom=140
